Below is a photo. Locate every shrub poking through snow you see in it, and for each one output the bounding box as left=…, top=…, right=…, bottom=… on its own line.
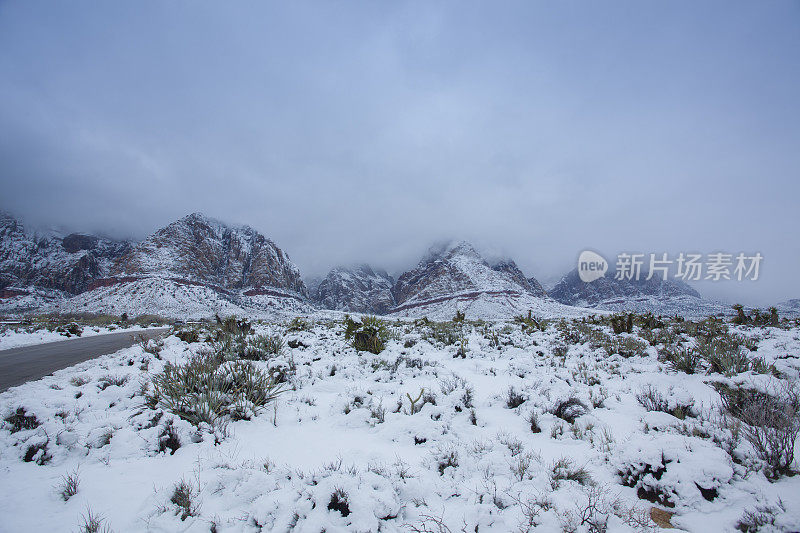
left=158, top=421, right=181, bottom=455
left=24, top=438, right=51, bottom=465
left=4, top=407, right=39, bottom=433
left=505, top=386, right=526, bottom=409
left=56, top=322, right=83, bottom=337
left=57, top=468, right=80, bottom=501
left=242, top=334, right=284, bottom=361
left=610, top=313, right=633, bottom=334
left=527, top=410, right=541, bottom=433
left=78, top=507, right=111, bottom=533
left=145, top=353, right=284, bottom=427
left=287, top=317, right=311, bottom=332
left=327, top=488, right=351, bottom=516
left=435, top=447, right=459, bottom=475
left=550, top=457, right=592, bottom=489
left=662, top=345, right=701, bottom=374
left=736, top=502, right=786, bottom=532
left=345, top=315, right=389, bottom=354
left=175, top=328, right=199, bottom=343
left=696, top=333, right=753, bottom=376
left=636, top=385, right=694, bottom=420
left=551, top=397, right=588, bottom=424
left=603, top=335, right=648, bottom=358
left=170, top=479, right=199, bottom=520
left=737, top=383, right=800, bottom=479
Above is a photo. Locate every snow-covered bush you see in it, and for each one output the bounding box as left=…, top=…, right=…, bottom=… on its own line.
left=145, top=353, right=284, bottom=426
left=738, top=382, right=800, bottom=479
left=345, top=315, right=389, bottom=354
left=616, top=434, right=733, bottom=509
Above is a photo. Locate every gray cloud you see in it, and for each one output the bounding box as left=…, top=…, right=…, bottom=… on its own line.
left=1, top=1, right=798, bottom=305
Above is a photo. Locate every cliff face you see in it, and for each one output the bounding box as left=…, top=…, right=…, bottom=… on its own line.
left=0, top=212, right=131, bottom=295
left=549, top=268, right=701, bottom=307
left=392, top=241, right=548, bottom=309
left=313, top=265, right=395, bottom=314
left=112, top=213, right=307, bottom=296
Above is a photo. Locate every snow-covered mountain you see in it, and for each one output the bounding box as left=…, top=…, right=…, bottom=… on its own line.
left=549, top=267, right=730, bottom=317
left=0, top=212, right=131, bottom=298
left=0, top=212, right=314, bottom=318
left=388, top=241, right=584, bottom=319
left=312, top=265, right=395, bottom=314
left=110, top=213, right=307, bottom=296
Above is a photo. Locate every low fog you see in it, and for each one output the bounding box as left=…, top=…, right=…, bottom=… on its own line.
left=1, top=1, right=798, bottom=306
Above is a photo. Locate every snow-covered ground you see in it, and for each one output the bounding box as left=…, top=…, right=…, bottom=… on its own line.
left=0, top=324, right=159, bottom=351
left=1, top=317, right=799, bottom=532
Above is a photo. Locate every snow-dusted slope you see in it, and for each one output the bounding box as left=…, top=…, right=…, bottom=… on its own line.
left=51, top=278, right=315, bottom=320
left=549, top=268, right=730, bottom=318
left=313, top=265, right=395, bottom=314
left=112, top=213, right=307, bottom=296
left=1, top=212, right=313, bottom=319
left=389, top=241, right=587, bottom=319
left=0, top=212, right=131, bottom=296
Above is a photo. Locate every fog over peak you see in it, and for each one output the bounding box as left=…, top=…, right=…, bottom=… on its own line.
left=1, top=1, right=798, bottom=306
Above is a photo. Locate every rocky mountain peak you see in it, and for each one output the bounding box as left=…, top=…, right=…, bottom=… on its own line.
left=313, top=264, right=395, bottom=314
left=550, top=268, right=701, bottom=306
left=113, top=212, right=307, bottom=296
left=392, top=240, right=547, bottom=309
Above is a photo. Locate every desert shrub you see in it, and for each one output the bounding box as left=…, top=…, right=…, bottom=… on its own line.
left=158, top=422, right=181, bottom=455
left=346, top=315, right=389, bottom=354
left=505, top=386, right=526, bottom=409
left=435, top=447, right=459, bottom=475
left=550, top=457, right=592, bottom=489
left=24, top=439, right=51, bottom=465
left=242, top=334, right=284, bottom=361
left=602, top=335, right=648, bottom=358
left=78, top=507, right=111, bottom=533
left=70, top=375, right=90, bottom=387
left=217, top=314, right=251, bottom=335
left=527, top=410, right=541, bottom=433
left=551, top=397, right=588, bottom=424
left=697, top=335, right=753, bottom=376
left=733, top=304, right=781, bottom=327
left=56, top=322, right=83, bottom=337
left=736, top=502, right=785, bottom=532
left=738, top=383, right=800, bottom=479
left=424, top=321, right=460, bottom=346
left=510, top=451, right=537, bottom=481
left=145, top=353, right=283, bottom=427
left=57, top=468, right=80, bottom=501
left=287, top=316, right=311, bottom=332
left=514, top=311, right=541, bottom=333
left=714, top=383, right=775, bottom=419
left=661, top=345, right=701, bottom=374
left=328, top=488, right=351, bottom=516
left=175, top=328, right=199, bottom=343
left=610, top=313, right=633, bottom=334
left=4, top=407, right=39, bottom=433
left=636, top=385, right=693, bottom=419
left=97, top=375, right=128, bottom=390
left=170, top=479, right=199, bottom=520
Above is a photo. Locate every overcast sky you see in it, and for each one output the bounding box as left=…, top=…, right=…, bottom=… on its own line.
left=1, top=1, right=798, bottom=305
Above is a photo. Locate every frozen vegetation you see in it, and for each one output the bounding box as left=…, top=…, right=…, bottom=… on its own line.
left=1, top=312, right=799, bottom=532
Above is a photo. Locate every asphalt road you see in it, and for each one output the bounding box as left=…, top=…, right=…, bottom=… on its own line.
left=0, top=328, right=170, bottom=391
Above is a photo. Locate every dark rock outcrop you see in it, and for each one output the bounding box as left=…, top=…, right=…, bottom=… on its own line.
left=549, top=268, right=701, bottom=307
left=112, top=213, right=307, bottom=296
left=313, top=265, right=395, bottom=314
left=392, top=241, right=548, bottom=310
